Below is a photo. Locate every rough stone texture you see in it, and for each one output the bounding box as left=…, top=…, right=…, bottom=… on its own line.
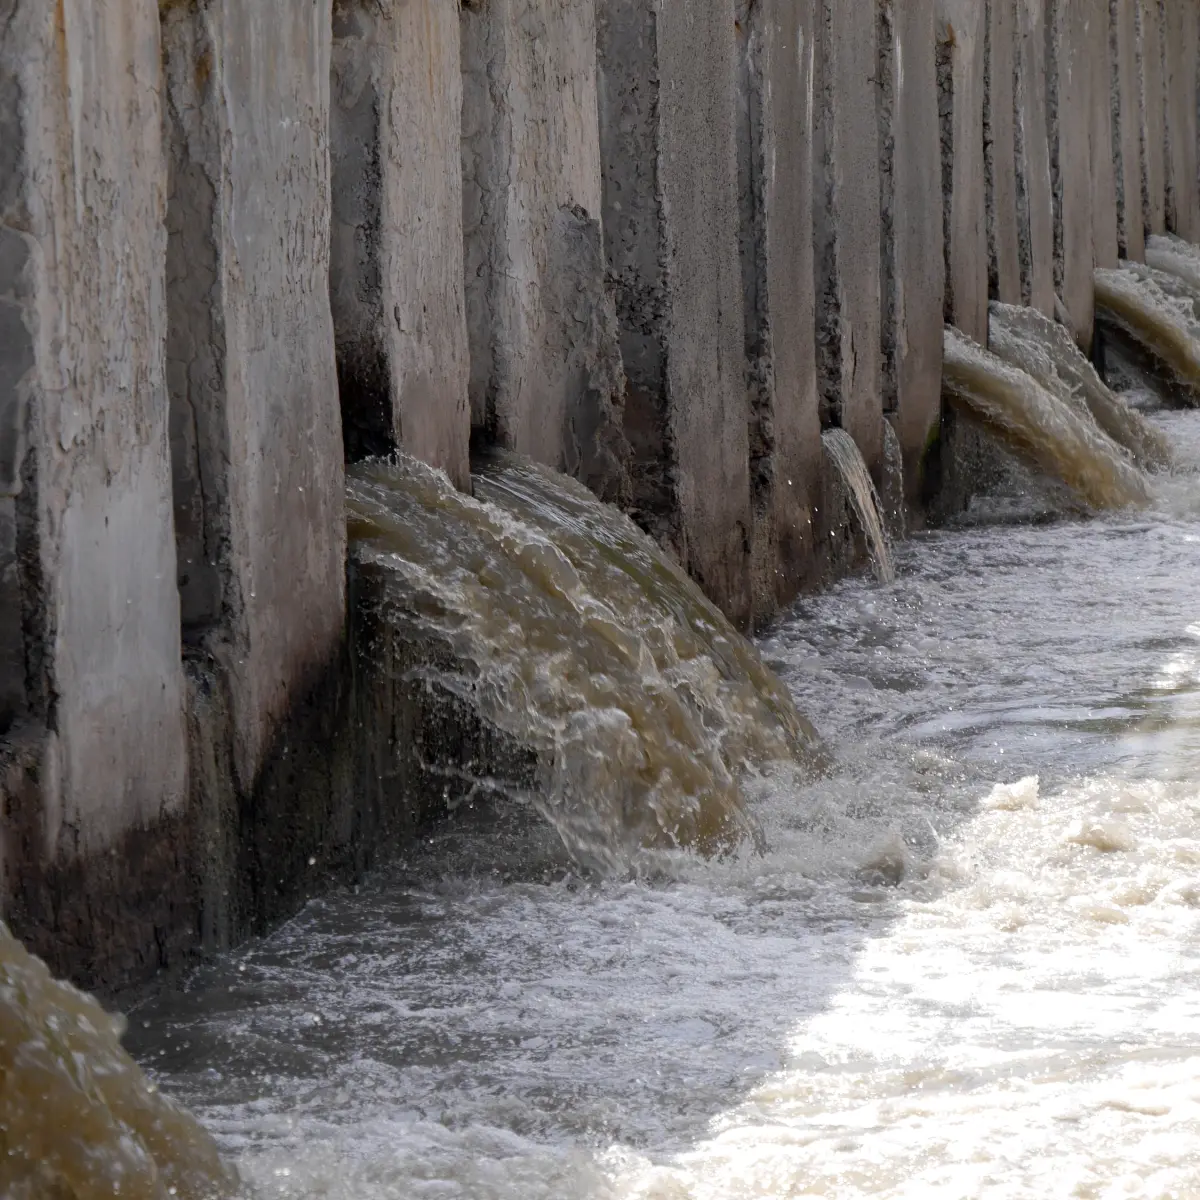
left=1163, top=0, right=1199, bottom=239
left=0, top=1, right=188, bottom=868
left=938, top=0, right=988, bottom=341
left=813, top=0, right=884, bottom=470
left=462, top=0, right=629, bottom=503
left=885, top=0, right=946, bottom=504
left=737, top=0, right=822, bottom=616
left=1138, top=0, right=1167, bottom=236
left=1089, top=0, right=1120, bottom=269
left=161, top=2, right=346, bottom=793
left=1015, top=0, right=1058, bottom=313
left=1112, top=0, right=1147, bottom=260
left=1047, top=0, right=1096, bottom=347
left=329, top=0, right=471, bottom=485
left=986, top=0, right=1023, bottom=303
left=597, top=0, right=752, bottom=625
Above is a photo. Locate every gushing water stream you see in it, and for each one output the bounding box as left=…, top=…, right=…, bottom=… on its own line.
left=820, top=429, right=896, bottom=584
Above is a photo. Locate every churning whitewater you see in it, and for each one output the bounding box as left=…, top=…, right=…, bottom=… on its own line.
left=118, top=409, right=1200, bottom=1199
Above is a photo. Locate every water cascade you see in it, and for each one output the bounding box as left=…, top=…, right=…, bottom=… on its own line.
left=820, top=429, right=896, bottom=583
left=347, top=454, right=824, bottom=871
left=987, top=302, right=1173, bottom=469
left=0, top=925, right=235, bottom=1200
left=1145, top=233, right=1200, bottom=294
left=941, top=327, right=1152, bottom=509
left=1094, top=266, right=1200, bottom=402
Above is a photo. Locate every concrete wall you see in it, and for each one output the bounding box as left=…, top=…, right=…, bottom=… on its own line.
left=3, top=0, right=1200, bottom=990
left=329, top=0, right=471, bottom=486
left=597, top=0, right=752, bottom=624
left=737, top=0, right=823, bottom=612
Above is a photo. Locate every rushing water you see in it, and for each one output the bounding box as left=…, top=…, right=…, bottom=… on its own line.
left=821, top=429, right=896, bottom=584
left=110, top=407, right=1200, bottom=1198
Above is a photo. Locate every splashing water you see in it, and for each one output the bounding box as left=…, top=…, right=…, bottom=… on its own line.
left=941, top=325, right=1151, bottom=509
left=0, top=925, right=235, bottom=1200
left=1144, top=232, right=1200, bottom=295
left=1094, top=265, right=1200, bottom=402
left=988, top=301, right=1173, bottom=470
left=347, top=453, right=823, bottom=871
left=820, top=428, right=896, bottom=583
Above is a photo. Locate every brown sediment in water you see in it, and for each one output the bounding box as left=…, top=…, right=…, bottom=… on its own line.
left=0, top=925, right=236, bottom=1200
left=820, top=429, right=896, bottom=584
left=1094, top=266, right=1200, bottom=403
left=941, top=326, right=1152, bottom=510
left=347, top=452, right=827, bottom=869
left=988, top=301, right=1173, bottom=470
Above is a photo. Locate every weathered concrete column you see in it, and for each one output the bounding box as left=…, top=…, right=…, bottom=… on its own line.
left=1138, top=0, right=1167, bottom=236
left=1047, top=0, right=1095, bottom=346
left=1112, top=0, right=1147, bottom=260
left=1, top=0, right=189, bottom=974
left=161, top=3, right=346, bottom=793
left=1015, top=0, right=1057, bottom=314
left=462, top=0, right=629, bottom=503
left=736, top=0, right=822, bottom=612
left=597, top=0, right=752, bottom=624
left=329, top=0, right=471, bottom=486
left=986, top=0, right=1023, bottom=303
left=1088, top=0, right=1119, bottom=270
left=938, top=0, right=988, bottom=341
left=1163, top=0, right=1199, bottom=239
left=813, top=0, right=883, bottom=468
left=883, top=0, right=945, bottom=502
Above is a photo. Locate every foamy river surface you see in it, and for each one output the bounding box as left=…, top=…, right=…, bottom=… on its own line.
left=129, top=412, right=1200, bottom=1198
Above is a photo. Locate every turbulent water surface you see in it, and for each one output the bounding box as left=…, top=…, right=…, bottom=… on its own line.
left=128, top=411, right=1200, bottom=1198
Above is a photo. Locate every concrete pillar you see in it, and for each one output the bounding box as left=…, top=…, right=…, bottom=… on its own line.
left=884, top=0, right=945, bottom=502
left=737, top=0, right=823, bottom=613
left=814, top=0, right=883, bottom=467
left=1088, top=0, right=1119, bottom=269
left=1163, top=0, right=1200, bottom=239
left=329, top=1, right=471, bottom=487
left=1112, top=0, right=1147, bottom=260
left=937, top=0, right=988, bottom=342
left=161, top=2, right=346, bottom=792
left=1, top=0, right=188, bottom=935
left=1047, top=0, right=1095, bottom=347
left=1139, top=0, right=1167, bottom=236
left=462, top=0, right=628, bottom=502
left=986, top=0, right=1023, bottom=303
left=597, top=0, right=752, bottom=624
left=1015, top=0, right=1057, bottom=314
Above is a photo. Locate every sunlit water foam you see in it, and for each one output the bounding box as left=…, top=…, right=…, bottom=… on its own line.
left=123, top=413, right=1200, bottom=1198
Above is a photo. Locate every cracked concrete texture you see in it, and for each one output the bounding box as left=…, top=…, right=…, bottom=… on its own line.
left=737, top=0, right=822, bottom=616
left=938, top=0, right=988, bottom=341
left=1015, top=0, right=1057, bottom=313
left=1112, top=0, right=1146, bottom=260
left=0, top=0, right=187, bottom=855
left=1139, top=0, right=1167, bottom=236
left=987, top=0, right=1023, bottom=303
left=598, top=0, right=752, bottom=625
left=1163, top=0, right=1199, bottom=240
left=330, top=0, right=471, bottom=486
left=462, top=0, right=628, bottom=502
left=162, top=0, right=345, bottom=794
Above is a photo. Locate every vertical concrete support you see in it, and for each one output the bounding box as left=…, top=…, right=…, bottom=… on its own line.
left=597, top=0, right=752, bottom=624
left=1015, top=0, right=1057, bottom=313
left=937, top=0, right=988, bottom=342
left=1, top=0, right=188, bottom=929
left=1138, top=0, right=1167, bottom=236
left=329, top=1, right=471, bottom=485
left=883, top=0, right=945, bottom=502
left=1163, top=0, right=1199, bottom=239
left=814, top=0, right=883, bottom=467
left=986, top=0, right=1023, bottom=303
left=1112, top=0, right=1147, bottom=260
left=1047, top=0, right=1095, bottom=346
left=462, top=0, right=629, bottom=501
left=737, top=0, right=822, bottom=611
left=1089, top=0, right=1120, bottom=269
left=162, top=3, right=346, bottom=791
